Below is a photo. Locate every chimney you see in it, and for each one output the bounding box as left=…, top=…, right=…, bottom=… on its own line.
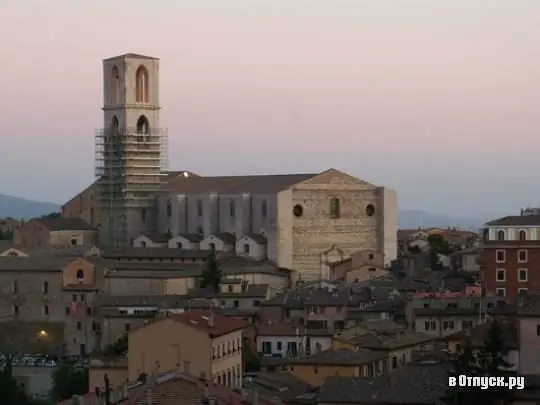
left=208, top=312, right=214, bottom=328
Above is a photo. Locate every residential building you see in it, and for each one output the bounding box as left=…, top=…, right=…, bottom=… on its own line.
left=450, top=247, right=480, bottom=273
left=328, top=249, right=389, bottom=282
left=284, top=348, right=388, bottom=387
left=331, top=319, right=433, bottom=372
left=13, top=217, right=97, bottom=248
left=127, top=311, right=247, bottom=387
left=407, top=296, right=511, bottom=337
left=255, top=321, right=333, bottom=357
left=478, top=213, right=540, bottom=299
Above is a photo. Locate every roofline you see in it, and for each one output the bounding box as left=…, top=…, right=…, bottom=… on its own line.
left=103, top=53, right=159, bottom=61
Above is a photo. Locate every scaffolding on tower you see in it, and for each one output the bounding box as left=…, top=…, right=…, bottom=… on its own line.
left=95, top=126, right=168, bottom=248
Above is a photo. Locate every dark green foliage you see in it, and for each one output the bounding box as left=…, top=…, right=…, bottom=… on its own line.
left=443, top=321, right=516, bottom=405
left=50, top=363, right=88, bottom=402
left=243, top=340, right=260, bottom=372
left=442, top=342, right=479, bottom=405
left=102, top=334, right=128, bottom=356
left=0, top=229, right=13, bottom=241
left=430, top=249, right=444, bottom=271
left=0, top=355, right=28, bottom=405
left=201, top=251, right=221, bottom=293
left=41, top=213, right=61, bottom=219
left=428, top=234, right=454, bottom=254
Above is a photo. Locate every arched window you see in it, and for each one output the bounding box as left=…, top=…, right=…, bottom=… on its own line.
left=135, top=65, right=149, bottom=103
left=110, top=116, right=119, bottom=136
left=136, top=115, right=150, bottom=134
left=519, top=230, right=527, bottom=241
left=497, top=230, right=505, bottom=241
left=76, top=269, right=84, bottom=280
left=111, top=66, right=121, bottom=105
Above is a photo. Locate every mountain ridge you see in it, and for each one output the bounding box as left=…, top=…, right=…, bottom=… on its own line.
left=0, top=193, right=489, bottom=229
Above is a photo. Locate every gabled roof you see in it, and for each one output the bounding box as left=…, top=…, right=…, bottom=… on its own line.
left=103, top=53, right=159, bottom=61
left=33, top=217, right=95, bottom=231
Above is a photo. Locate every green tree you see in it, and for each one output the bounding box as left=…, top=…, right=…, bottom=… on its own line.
left=201, top=251, right=221, bottom=293
left=430, top=250, right=444, bottom=271
left=102, top=334, right=128, bottom=356
left=476, top=321, right=515, bottom=405
left=243, top=341, right=260, bottom=372
left=442, top=342, right=479, bottom=405
left=0, top=355, right=28, bottom=405
left=428, top=234, right=454, bottom=254
left=50, top=363, right=88, bottom=402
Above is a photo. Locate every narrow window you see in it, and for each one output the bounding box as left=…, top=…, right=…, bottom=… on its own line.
left=135, top=65, right=149, bottom=103
left=330, top=198, right=340, bottom=218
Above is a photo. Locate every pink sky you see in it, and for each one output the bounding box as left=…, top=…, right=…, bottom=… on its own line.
left=1, top=0, right=539, bottom=216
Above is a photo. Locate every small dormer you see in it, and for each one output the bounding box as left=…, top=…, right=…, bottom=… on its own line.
left=0, top=247, right=28, bottom=257
left=168, top=234, right=203, bottom=250
left=200, top=233, right=235, bottom=252
left=236, top=234, right=267, bottom=260
left=133, top=233, right=169, bottom=248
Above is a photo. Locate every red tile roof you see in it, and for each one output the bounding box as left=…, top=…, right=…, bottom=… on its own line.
left=170, top=311, right=248, bottom=338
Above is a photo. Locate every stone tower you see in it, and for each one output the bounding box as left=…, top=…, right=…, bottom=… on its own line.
left=96, top=53, right=167, bottom=248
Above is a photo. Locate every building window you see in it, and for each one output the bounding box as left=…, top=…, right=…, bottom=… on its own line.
left=135, top=65, right=149, bottom=103
left=496, top=249, right=505, bottom=263
left=166, top=200, right=172, bottom=218
left=496, top=269, right=506, bottom=282
left=233, top=300, right=239, bottom=308
left=80, top=293, right=86, bottom=302
left=11, top=281, right=17, bottom=293
left=77, top=321, right=82, bottom=330
left=140, top=240, right=147, bottom=248
left=261, top=200, right=267, bottom=217
left=230, top=200, right=235, bottom=217
left=72, top=294, right=77, bottom=302
left=70, top=238, right=77, bottom=246
left=65, top=307, right=70, bottom=315
left=519, top=230, right=527, bottom=241
left=197, top=199, right=203, bottom=217
left=44, top=305, right=49, bottom=315
left=253, top=300, right=261, bottom=307
left=76, top=269, right=84, bottom=281
left=12, top=305, right=18, bottom=315
left=141, top=208, right=147, bottom=222
left=443, top=321, right=454, bottom=330
left=277, top=342, right=282, bottom=351
left=209, top=243, right=215, bottom=251
left=244, top=244, right=250, bottom=254
left=518, top=269, right=528, bottom=282
left=518, top=250, right=528, bottom=263
left=496, top=288, right=506, bottom=297
left=86, top=307, right=92, bottom=316
left=125, top=323, right=131, bottom=332
left=43, top=281, right=49, bottom=294
left=227, top=285, right=233, bottom=292
left=497, top=230, right=505, bottom=241
left=330, top=198, right=340, bottom=218
left=518, top=288, right=528, bottom=295
left=176, top=242, right=182, bottom=249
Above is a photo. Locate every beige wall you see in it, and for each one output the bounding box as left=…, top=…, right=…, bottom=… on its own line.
left=519, top=317, right=540, bottom=374
left=50, top=230, right=98, bottom=248
left=211, top=329, right=243, bottom=387
left=128, top=318, right=211, bottom=381
left=280, top=170, right=395, bottom=281
left=164, top=277, right=197, bottom=295
left=414, top=314, right=478, bottom=338
left=345, top=265, right=388, bottom=284
left=105, top=277, right=165, bottom=296
left=89, top=358, right=128, bottom=392
left=61, top=182, right=100, bottom=228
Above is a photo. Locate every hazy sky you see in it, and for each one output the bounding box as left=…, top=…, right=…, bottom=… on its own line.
left=1, top=0, right=539, bottom=217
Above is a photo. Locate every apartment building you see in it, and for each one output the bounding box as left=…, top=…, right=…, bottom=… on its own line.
left=479, top=213, right=540, bottom=299
left=128, top=311, right=248, bottom=388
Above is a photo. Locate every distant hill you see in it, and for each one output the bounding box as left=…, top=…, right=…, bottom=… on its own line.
left=0, top=194, right=60, bottom=220
left=0, top=193, right=489, bottom=230
left=399, top=210, right=488, bottom=231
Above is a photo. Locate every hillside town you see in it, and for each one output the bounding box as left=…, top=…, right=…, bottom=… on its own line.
left=1, top=53, right=538, bottom=405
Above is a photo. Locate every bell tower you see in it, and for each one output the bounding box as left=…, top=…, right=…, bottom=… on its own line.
left=96, top=53, right=168, bottom=248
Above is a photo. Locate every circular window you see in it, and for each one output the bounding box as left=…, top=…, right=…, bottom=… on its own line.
left=293, top=204, right=304, bottom=217
left=366, top=204, right=375, bottom=217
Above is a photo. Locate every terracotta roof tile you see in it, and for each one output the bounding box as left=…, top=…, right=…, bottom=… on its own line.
left=170, top=311, right=248, bottom=337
